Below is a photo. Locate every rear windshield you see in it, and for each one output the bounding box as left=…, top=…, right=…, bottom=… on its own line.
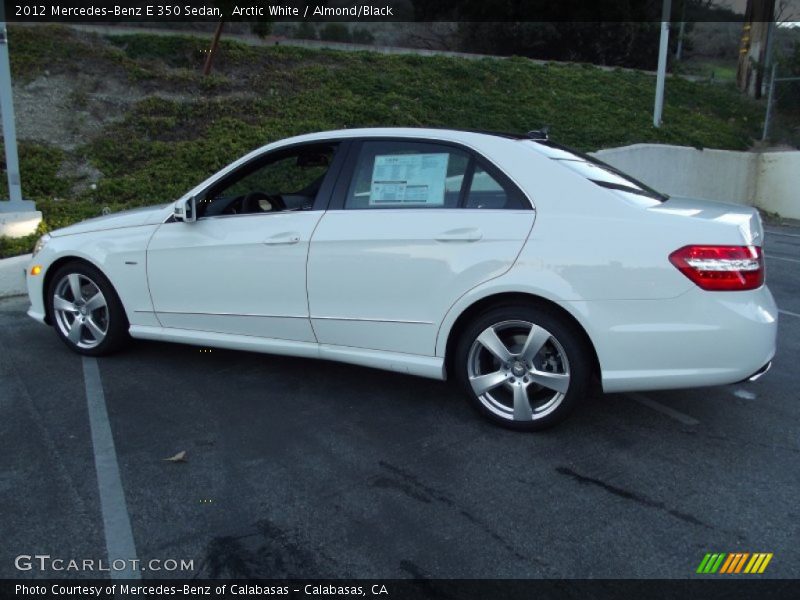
left=530, top=140, right=668, bottom=202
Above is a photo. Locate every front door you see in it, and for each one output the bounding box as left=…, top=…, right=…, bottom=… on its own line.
left=147, top=142, right=343, bottom=342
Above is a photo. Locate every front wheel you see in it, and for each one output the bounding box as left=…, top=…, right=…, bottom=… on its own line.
left=454, top=304, right=592, bottom=431
left=47, top=261, right=130, bottom=356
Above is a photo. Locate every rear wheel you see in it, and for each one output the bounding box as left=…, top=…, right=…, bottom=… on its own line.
left=454, top=304, right=591, bottom=431
left=47, top=261, right=129, bottom=356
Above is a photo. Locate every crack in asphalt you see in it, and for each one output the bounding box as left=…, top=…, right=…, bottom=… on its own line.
left=399, top=560, right=461, bottom=599
left=555, top=466, right=711, bottom=529
left=197, top=518, right=331, bottom=579
left=375, top=461, right=553, bottom=573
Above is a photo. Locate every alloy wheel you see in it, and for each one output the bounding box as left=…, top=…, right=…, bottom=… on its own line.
left=466, top=320, right=571, bottom=422
left=52, top=273, right=110, bottom=350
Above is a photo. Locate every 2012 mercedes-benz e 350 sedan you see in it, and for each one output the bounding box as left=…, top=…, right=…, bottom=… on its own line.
left=26, top=128, right=777, bottom=430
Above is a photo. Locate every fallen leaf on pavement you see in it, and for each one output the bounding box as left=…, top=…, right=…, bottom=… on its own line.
left=163, top=450, right=188, bottom=463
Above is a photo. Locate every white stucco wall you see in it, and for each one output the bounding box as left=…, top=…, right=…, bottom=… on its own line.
left=591, top=144, right=800, bottom=220
left=0, top=210, right=42, bottom=238
left=0, top=253, right=30, bottom=298
left=593, top=144, right=757, bottom=206
left=754, top=152, right=800, bottom=219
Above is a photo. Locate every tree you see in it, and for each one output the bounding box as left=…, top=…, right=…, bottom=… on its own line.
left=203, top=1, right=272, bottom=76
left=736, top=0, right=777, bottom=98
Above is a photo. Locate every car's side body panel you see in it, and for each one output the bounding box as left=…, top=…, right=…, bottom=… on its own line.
left=307, top=209, right=535, bottom=356
left=432, top=153, right=778, bottom=390
left=433, top=270, right=777, bottom=390
left=562, top=286, right=777, bottom=392
left=128, top=324, right=445, bottom=379
left=146, top=211, right=323, bottom=342
left=27, top=224, right=162, bottom=327
left=305, top=134, right=536, bottom=356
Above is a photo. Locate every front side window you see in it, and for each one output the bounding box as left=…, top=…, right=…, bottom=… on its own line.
left=198, top=143, right=337, bottom=218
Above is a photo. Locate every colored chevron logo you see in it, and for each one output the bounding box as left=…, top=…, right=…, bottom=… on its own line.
left=696, top=552, right=773, bottom=574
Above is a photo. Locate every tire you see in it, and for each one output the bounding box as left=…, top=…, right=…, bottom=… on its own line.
left=454, top=303, right=591, bottom=431
left=47, top=261, right=130, bottom=356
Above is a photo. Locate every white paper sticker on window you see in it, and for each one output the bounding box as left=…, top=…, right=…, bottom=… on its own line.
left=370, top=153, right=449, bottom=206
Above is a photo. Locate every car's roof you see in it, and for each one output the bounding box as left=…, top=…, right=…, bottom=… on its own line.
left=271, top=127, right=535, bottom=148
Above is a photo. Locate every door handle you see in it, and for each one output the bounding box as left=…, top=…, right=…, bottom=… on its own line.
left=263, top=232, right=301, bottom=245
left=435, top=228, right=483, bottom=242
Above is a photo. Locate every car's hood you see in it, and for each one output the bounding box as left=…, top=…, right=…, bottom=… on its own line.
left=50, top=204, right=172, bottom=237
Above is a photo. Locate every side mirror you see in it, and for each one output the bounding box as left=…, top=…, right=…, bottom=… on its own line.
left=174, top=196, right=197, bottom=223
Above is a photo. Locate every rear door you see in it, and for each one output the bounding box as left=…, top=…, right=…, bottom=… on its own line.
left=306, top=139, right=536, bottom=356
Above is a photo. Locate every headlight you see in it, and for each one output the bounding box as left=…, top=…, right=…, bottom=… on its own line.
left=32, top=233, right=50, bottom=257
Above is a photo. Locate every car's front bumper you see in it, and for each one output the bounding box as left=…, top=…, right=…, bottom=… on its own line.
left=27, top=306, right=46, bottom=324
left=25, top=255, right=48, bottom=325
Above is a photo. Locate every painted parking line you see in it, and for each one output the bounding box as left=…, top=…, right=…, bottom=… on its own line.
left=779, top=309, right=800, bottom=319
left=626, top=392, right=700, bottom=426
left=83, top=357, right=140, bottom=580
left=765, top=254, right=800, bottom=264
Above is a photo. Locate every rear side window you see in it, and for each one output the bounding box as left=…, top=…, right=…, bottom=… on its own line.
left=530, top=140, right=668, bottom=202
left=342, top=140, right=528, bottom=210
left=344, top=141, right=469, bottom=209
left=464, top=164, right=515, bottom=209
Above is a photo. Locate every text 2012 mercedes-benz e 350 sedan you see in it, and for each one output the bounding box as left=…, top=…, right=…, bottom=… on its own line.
left=26, top=128, right=777, bottom=430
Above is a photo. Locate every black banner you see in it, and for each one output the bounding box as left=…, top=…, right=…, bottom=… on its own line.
left=1, top=580, right=799, bottom=600
left=2, top=0, right=793, bottom=23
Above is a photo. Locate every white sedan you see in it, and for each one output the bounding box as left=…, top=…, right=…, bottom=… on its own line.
left=26, top=128, right=777, bottom=430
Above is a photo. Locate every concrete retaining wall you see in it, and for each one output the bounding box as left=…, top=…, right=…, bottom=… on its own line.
left=0, top=253, right=30, bottom=298
left=755, top=151, right=800, bottom=219
left=592, top=144, right=800, bottom=220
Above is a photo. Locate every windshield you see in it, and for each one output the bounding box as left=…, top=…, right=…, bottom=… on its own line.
left=530, top=140, right=668, bottom=202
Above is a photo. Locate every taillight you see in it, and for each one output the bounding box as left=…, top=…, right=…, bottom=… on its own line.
left=668, top=245, right=764, bottom=291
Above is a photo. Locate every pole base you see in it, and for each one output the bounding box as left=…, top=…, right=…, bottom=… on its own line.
left=0, top=199, right=37, bottom=212
left=0, top=205, right=42, bottom=238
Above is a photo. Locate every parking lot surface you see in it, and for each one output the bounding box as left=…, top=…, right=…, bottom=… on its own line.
left=1, top=225, right=798, bottom=579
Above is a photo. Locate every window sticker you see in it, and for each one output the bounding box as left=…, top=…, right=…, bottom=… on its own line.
left=369, top=153, right=450, bottom=206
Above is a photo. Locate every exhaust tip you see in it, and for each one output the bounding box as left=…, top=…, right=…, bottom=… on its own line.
left=746, top=361, right=772, bottom=383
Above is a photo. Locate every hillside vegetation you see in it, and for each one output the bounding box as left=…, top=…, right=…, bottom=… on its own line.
left=1, top=25, right=765, bottom=257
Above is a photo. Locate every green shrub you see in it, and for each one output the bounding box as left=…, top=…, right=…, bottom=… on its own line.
left=0, top=26, right=773, bottom=258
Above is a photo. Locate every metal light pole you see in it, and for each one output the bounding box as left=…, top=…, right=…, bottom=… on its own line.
left=0, top=3, right=30, bottom=208
left=762, top=63, right=777, bottom=141
left=653, top=0, right=672, bottom=128
left=762, top=69, right=800, bottom=142
left=675, top=0, right=687, bottom=61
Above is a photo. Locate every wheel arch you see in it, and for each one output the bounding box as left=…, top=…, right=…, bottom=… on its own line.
left=442, top=292, right=601, bottom=382
left=42, top=255, right=110, bottom=325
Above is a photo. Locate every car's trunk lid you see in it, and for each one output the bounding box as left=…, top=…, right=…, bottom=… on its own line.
left=647, top=195, right=764, bottom=246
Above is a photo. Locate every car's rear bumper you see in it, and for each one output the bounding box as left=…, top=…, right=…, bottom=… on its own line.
left=737, top=360, right=772, bottom=383
left=564, top=285, right=778, bottom=394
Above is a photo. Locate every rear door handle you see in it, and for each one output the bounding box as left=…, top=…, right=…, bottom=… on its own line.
left=263, top=232, right=301, bottom=245
left=435, top=228, right=483, bottom=242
